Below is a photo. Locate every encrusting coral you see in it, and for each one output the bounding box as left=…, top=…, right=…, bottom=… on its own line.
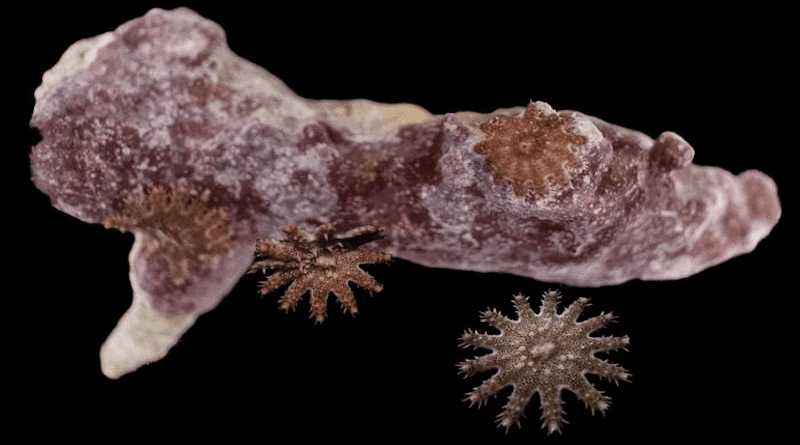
left=459, top=290, right=630, bottom=434
left=250, top=224, right=390, bottom=323
left=28, top=8, right=780, bottom=384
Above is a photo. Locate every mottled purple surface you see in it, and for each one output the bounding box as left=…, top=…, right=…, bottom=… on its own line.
left=30, top=7, right=781, bottom=316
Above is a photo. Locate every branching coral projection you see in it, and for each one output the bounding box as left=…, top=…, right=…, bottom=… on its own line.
left=250, top=224, right=390, bottom=323
left=459, top=290, right=630, bottom=434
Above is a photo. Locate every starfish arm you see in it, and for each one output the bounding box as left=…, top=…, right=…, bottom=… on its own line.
left=538, top=386, right=566, bottom=434
left=567, top=376, right=610, bottom=414
left=512, top=294, right=537, bottom=323
left=308, top=285, right=332, bottom=323
left=330, top=280, right=359, bottom=316
left=467, top=371, right=509, bottom=407
left=581, top=358, right=631, bottom=382
left=278, top=277, right=313, bottom=312
left=499, top=385, right=536, bottom=430
left=482, top=309, right=516, bottom=333
left=588, top=335, right=630, bottom=353
left=538, top=290, right=560, bottom=318
left=250, top=257, right=291, bottom=274
left=344, top=266, right=384, bottom=293
left=459, top=353, right=503, bottom=375
left=349, top=249, right=391, bottom=264
left=560, top=297, right=590, bottom=323
left=258, top=270, right=297, bottom=295
left=577, top=312, right=615, bottom=336
left=460, top=330, right=505, bottom=351
left=254, top=239, right=300, bottom=260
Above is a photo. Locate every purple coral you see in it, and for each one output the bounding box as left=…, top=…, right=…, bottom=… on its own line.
left=459, top=290, right=630, bottom=434
left=27, top=7, right=781, bottom=378
left=29, top=8, right=781, bottom=292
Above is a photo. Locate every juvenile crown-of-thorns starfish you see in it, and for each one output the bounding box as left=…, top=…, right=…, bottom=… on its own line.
left=459, top=290, right=630, bottom=434
left=250, top=224, right=390, bottom=323
left=29, top=8, right=780, bottom=378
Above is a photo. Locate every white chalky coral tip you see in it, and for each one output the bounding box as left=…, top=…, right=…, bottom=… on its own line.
left=100, top=278, right=197, bottom=379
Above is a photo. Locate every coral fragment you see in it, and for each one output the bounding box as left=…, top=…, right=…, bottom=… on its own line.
left=27, top=7, right=780, bottom=378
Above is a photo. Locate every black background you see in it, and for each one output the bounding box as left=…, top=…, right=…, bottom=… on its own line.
left=9, top=3, right=794, bottom=443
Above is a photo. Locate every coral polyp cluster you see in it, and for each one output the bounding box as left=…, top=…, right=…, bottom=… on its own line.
left=103, top=186, right=235, bottom=286
left=250, top=224, right=390, bottom=322
left=459, top=290, right=630, bottom=434
left=474, top=102, right=590, bottom=197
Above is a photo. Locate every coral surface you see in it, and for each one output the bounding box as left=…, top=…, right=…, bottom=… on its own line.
left=28, top=7, right=781, bottom=378
left=459, top=291, right=630, bottom=433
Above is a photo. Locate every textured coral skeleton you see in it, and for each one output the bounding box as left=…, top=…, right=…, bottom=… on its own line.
left=27, top=7, right=779, bottom=392
left=250, top=224, right=390, bottom=322
left=459, top=290, right=630, bottom=434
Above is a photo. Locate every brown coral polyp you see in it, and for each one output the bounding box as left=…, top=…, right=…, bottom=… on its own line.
left=475, top=102, right=589, bottom=197
left=103, top=186, right=235, bottom=285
